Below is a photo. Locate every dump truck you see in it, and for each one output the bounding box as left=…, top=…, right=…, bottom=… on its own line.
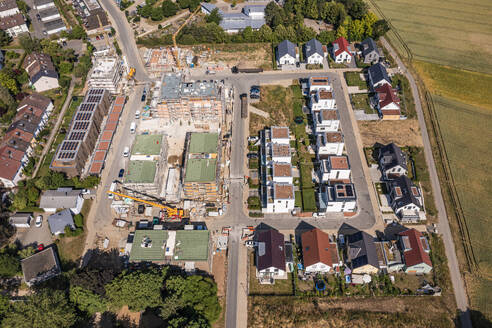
left=240, top=93, right=248, bottom=118
left=232, top=63, right=263, bottom=74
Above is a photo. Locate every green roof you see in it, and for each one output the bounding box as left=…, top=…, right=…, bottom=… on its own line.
left=189, top=133, right=218, bottom=154
left=129, top=230, right=168, bottom=261
left=174, top=230, right=209, bottom=261
left=184, top=158, right=216, bottom=183
left=124, top=161, right=156, bottom=183
left=131, top=134, right=163, bottom=156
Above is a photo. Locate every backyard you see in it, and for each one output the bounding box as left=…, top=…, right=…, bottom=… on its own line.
left=248, top=252, right=293, bottom=296
left=344, top=71, right=367, bottom=89
left=350, top=93, right=377, bottom=114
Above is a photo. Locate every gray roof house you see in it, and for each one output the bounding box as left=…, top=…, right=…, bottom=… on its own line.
left=21, top=246, right=61, bottom=286
left=340, top=225, right=379, bottom=274
left=360, top=38, right=381, bottom=64
left=256, top=229, right=286, bottom=280
left=9, top=213, right=33, bottom=228
left=304, top=38, right=324, bottom=65
left=276, top=40, right=297, bottom=67
left=390, top=176, right=424, bottom=223
left=47, top=209, right=75, bottom=235
left=378, top=143, right=407, bottom=179
left=39, top=187, right=84, bottom=214
left=367, top=63, right=391, bottom=89
left=200, top=2, right=265, bottom=33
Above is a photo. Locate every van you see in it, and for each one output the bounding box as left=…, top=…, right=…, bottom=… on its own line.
left=123, top=146, right=130, bottom=157
left=135, top=111, right=140, bottom=119
left=130, top=122, right=136, bottom=133
left=108, top=182, right=117, bottom=199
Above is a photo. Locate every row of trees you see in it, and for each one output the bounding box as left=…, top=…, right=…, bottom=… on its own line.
left=0, top=266, right=221, bottom=328
left=137, top=0, right=179, bottom=21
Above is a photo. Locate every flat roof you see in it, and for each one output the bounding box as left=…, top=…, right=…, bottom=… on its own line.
left=174, top=230, right=209, bottom=261
left=131, top=134, right=162, bottom=156
left=89, top=161, right=103, bottom=174
left=93, top=150, right=106, bottom=161
left=129, top=230, right=168, bottom=261
left=189, top=132, right=218, bottom=154
left=124, top=160, right=157, bottom=183
left=184, top=158, right=216, bottom=183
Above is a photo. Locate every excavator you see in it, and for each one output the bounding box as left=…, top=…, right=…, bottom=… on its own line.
left=107, top=191, right=184, bottom=220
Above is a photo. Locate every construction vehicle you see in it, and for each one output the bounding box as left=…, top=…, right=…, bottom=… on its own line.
left=127, top=67, right=136, bottom=80
left=107, top=191, right=184, bottom=220
left=172, top=5, right=201, bottom=69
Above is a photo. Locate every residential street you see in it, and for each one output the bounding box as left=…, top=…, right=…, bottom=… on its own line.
left=380, top=38, right=472, bottom=328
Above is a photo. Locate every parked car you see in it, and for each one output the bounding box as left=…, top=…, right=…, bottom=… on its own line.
left=118, top=169, right=125, bottom=178
left=245, top=240, right=256, bottom=248
left=36, top=14, right=41, bottom=21
left=247, top=153, right=258, bottom=159
left=138, top=205, right=145, bottom=214
left=35, top=215, right=42, bottom=228
left=81, top=189, right=90, bottom=195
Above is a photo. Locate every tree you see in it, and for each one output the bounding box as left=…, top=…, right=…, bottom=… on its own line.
left=70, top=268, right=117, bottom=296
left=19, top=35, right=41, bottom=53
left=105, top=269, right=167, bottom=311
left=68, top=25, right=87, bottom=40
left=340, top=0, right=367, bottom=20
left=0, top=30, right=12, bottom=46
left=16, top=0, right=28, bottom=13
left=138, top=4, right=152, bottom=18
left=0, top=70, right=18, bottom=94
left=304, top=0, right=318, bottom=19
left=70, top=286, right=108, bottom=315
left=49, top=171, right=66, bottom=188
left=58, top=62, right=73, bottom=75
left=258, top=24, right=273, bottom=42
left=336, top=25, right=347, bottom=39
left=241, top=26, right=254, bottom=42
left=348, top=18, right=364, bottom=41
left=321, top=2, right=346, bottom=27
left=372, top=19, right=390, bottom=40
left=162, top=0, right=178, bottom=17
left=0, top=294, right=10, bottom=321
left=264, top=2, right=284, bottom=28
left=317, top=30, right=336, bottom=44
left=1, top=290, right=77, bottom=328
left=0, top=253, right=19, bottom=277
left=151, top=6, right=163, bottom=21
left=205, top=8, right=222, bottom=25
left=295, top=24, right=316, bottom=42
left=17, top=246, right=35, bottom=259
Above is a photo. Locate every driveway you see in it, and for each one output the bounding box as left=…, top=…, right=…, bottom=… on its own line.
left=15, top=216, right=52, bottom=248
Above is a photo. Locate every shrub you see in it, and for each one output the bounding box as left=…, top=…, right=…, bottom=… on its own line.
left=74, top=214, right=83, bottom=228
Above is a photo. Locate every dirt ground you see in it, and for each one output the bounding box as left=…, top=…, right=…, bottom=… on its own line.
left=116, top=306, right=141, bottom=327
left=213, top=250, right=227, bottom=297
left=358, top=119, right=423, bottom=147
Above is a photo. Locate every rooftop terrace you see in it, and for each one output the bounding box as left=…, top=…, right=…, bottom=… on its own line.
left=131, top=134, right=163, bottom=156
left=124, top=161, right=157, bottom=184
left=184, top=158, right=216, bottom=183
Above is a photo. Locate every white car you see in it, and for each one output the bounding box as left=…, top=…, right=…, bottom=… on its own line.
left=81, top=189, right=90, bottom=195
left=245, top=240, right=256, bottom=248
left=35, top=216, right=42, bottom=228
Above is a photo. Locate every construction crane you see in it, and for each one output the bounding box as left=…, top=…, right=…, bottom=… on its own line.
left=107, top=191, right=184, bottom=219
left=172, top=5, right=201, bottom=69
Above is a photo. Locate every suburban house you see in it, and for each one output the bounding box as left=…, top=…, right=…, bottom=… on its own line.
left=304, top=38, right=325, bottom=65
left=331, top=37, right=354, bottom=63
left=43, top=18, right=67, bottom=35
left=39, top=188, right=85, bottom=214
left=310, top=89, right=336, bottom=113
left=5, top=119, right=38, bottom=143
left=38, top=7, right=60, bottom=22
left=341, top=227, right=379, bottom=274
left=22, top=53, right=59, bottom=92
left=390, top=175, right=425, bottom=222
left=301, top=228, right=340, bottom=273
left=201, top=2, right=266, bottom=33
left=318, top=155, right=351, bottom=184
left=375, top=240, right=404, bottom=273
left=255, top=229, right=286, bottom=282
left=318, top=183, right=356, bottom=213
left=316, top=131, right=344, bottom=156
left=0, top=156, right=25, bottom=187
left=0, top=0, right=20, bottom=18
left=360, top=37, right=381, bottom=64
left=16, top=93, right=54, bottom=127
left=21, top=246, right=61, bottom=286
left=9, top=213, right=32, bottom=228
left=373, top=84, right=401, bottom=120
left=276, top=40, right=297, bottom=67
left=367, top=63, right=391, bottom=89
left=0, top=13, right=28, bottom=37
left=308, top=76, right=331, bottom=93
left=260, top=127, right=295, bottom=214
left=47, top=209, right=75, bottom=235
left=33, top=0, right=55, bottom=10
left=378, top=143, right=408, bottom=179
left=398, top=228, right=432, bottom=274
left=313, top=109, right=339, bottom=133
left=0, top=142, right=29, bottom=180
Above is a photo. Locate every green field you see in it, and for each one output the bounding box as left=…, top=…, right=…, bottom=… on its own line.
left=371, top=0, right=492, bottom=74
left=432, top=95, right=492, bottom=318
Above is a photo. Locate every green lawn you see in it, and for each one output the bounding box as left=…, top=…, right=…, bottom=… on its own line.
left=392, top=74, right=416, bottom=118
left=301, top=189, right=316, bottom=212
left=248, top=252, right=293, bottom=296
left=351, top=94, right=377, bottom=114
left=294, top=191, right=302, bottom=208
left=344, top=71, right=367, bottom=89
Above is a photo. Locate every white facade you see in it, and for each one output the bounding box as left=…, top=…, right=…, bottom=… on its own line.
left=263, top=183, right=295, bottom=213
left=258, top=266, right=286, bottom=278
left=308, top=77, right=331, bottom=93
left=319, top=159, right=351, bottom=184
left=46, top=24, right=66, bottom=35
left=42, top=195, right=84, bottom=214
left=4, top=22, right=28, bottom=37
left=33, top=76, right=59, bottom=92
left=277, top=53, right=296, bottom=66
left=0, top=7, right=19, bottom=18
left=319, top=185, right=357, bottom=213
left=34, top=1, right=55, bottom=10
left=88, top=56, right=122, bottom=94
left=307, top=52, right=323, bottom=65
left=314, top=109, right=339, bottom=133
left=317, top=133, right=344, bottom=156
left=310, top=90, right=336, bottom=113
left=0, top=166, right=23, bottom=188
left=334, top=51, right=351, bottom=63
left=40, top=12, right=60, bottom=22
left=305, top=261, right=335, bottom=273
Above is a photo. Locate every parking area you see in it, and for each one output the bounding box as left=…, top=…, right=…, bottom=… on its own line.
left=14, top=215, right=53, bottom=247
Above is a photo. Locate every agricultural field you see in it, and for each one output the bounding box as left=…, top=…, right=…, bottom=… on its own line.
left=370, top=0, right=492, bottom=74
left=432, top=95, right=492, bottom=319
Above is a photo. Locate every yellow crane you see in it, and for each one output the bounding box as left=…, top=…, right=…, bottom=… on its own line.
left=172, top=5, right=201, bottom=69
left=107, top=191, right=184, bottom=219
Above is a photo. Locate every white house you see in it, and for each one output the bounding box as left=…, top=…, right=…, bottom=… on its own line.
left=314, top=109, right=339, bottom=133
left=398, top=229, right=433, bottom=274
left=272, top=162, right=293, bottom=184
left=22, top=53, right=59, bottom=93
left=318, top=155, right=351, bottom=184
left=304, top=38, right=325, bottom=65
left=270, top=126, right=290, bottom=144
left=276, top=40, right=297, bottom=67
left=0, top=0, right=20, bottom=18
left=16, top=93, right=54, bottom=127
left=262, top=183, right=295, bottom=213
left=39, top=7, right=60, bottom=22
left=301, top=228, right=340, bottom=273
left=368, top=63, right=391, bottom=89
left=0, top=156, right=25, bottom=187
left=318, top=183, right=357, bottom=213
left=378, top=143, right=408, bottom=180
left=310, top=89, right=336, bottom=113
left=39, top=188, right=85, bottom=214
left=0, top=13, right=28, bottom=37
left=256, top=229, right=286, bottom=281
left=390, top=176, right=425, bottom=222
left=316, top=132, right=344, bottom=156
left=373, top=84, right=401, bottom=120
left=308, top=76, right=331, bottom=93
left=242, top=5, right=265, bottom=20
left=331, top=37, right=353, bottom=63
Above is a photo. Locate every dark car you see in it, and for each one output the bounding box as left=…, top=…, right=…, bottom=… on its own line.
left=118, top=169, right=124, bottom=178
left=138, top=205, right=145, bottom=214
left=36, top=14, right=41, bottom=21
left=141, top=89, right=147, bottom=102
left=247, top=153, right=258, bottom=159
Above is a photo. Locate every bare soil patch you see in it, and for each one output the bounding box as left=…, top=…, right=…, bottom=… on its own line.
left=358, top=120, right=423, bottom=147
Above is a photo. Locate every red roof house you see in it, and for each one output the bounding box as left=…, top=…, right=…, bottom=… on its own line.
left=398, top=229, right=432, bottom=274
left=301, top=228, right=339, bottom=273
left=374, top=84, right=401, bottom=119
left=331, top=37, right=354, bottom=63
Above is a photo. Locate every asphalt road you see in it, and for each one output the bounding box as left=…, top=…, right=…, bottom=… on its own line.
left=99, top=0, right=150, bottom=82
left=380, top=38, right=472, bottom=328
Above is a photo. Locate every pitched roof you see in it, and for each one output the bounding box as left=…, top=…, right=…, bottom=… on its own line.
left=256, top=229, right=285, bottom=271
left=0, top=156, right=22, bottom=181
left=346, top=230, right=379, bottom=270
left=277, top=39, right=296, bottom=59
left=333, top=37, right=350, bottom=57
left=379, top=143, right=407, bottom=172
left=39, top=188, right=81, bottom=209
left=399, top=228, right=432, bottom=268
left=0, top=12, right=25, bottom=30
left=0, top=136, right=30, bottom=153
left=392, top=175, right=421, bottom=208
left=368, top=63, right=390, bottom=85
left=22, top=53, right=58, bottom=84
left=17, top=93, right=52, bottom=117
left=7, top=119, right=39, bottom=135
left=47, top=209, right=75, bottom=234
left=43, top=18, right=65, bottom=32
left=375, top=84, right=400, bottom=109
left=301, top=228, right=339, bottom=268
left=0, top=144, right=25, bottom=161
left=305, top=38, right=324, bottom=58
left=33, top=0, right=54, bottom=6
left=361, top=37, right=380, bottom=57
left=0, top=0, right=19, bottom=12
left=21, top=247, right=61, bottom=285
